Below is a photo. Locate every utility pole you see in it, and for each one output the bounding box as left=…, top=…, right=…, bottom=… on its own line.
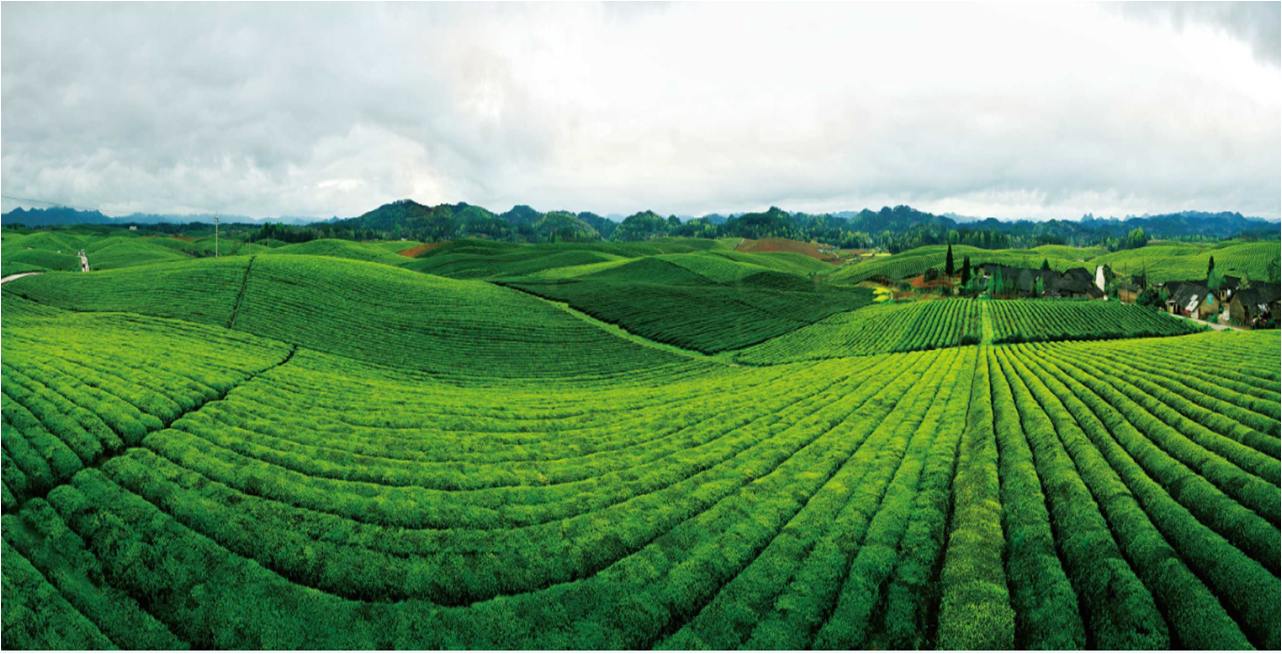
left=215, top=212, right=219, bottom=258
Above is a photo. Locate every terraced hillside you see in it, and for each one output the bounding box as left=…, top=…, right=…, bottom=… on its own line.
left=2, top=249, right=1279, bottom=651
left=830, top=240, right=1280, bottom=286
left=989, top=299, right=1203, bottom=343
left=507, top=258, right=874, bottom=353
left=830, top=244, right=1093, bottom=284
left=736, top=299, right=982, bottom=363
left=1093, top=240, right=1279, bottom=283
left=6, top=256, right=691, bottom=380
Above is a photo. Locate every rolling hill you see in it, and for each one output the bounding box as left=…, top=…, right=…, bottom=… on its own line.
left=2, top=231, right=1279, bottom=651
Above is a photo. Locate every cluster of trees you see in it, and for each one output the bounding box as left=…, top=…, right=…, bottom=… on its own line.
left=258, top=201, right=1274, bottom=251
left=12, top=201, right=1277, bottom=254
left=245, top=221, right=381, bottom=244
left=1103, top=227, right=1150, bottom=252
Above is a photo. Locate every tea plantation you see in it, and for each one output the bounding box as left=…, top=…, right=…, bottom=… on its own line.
left=2, top=248, right=1279, bottom=650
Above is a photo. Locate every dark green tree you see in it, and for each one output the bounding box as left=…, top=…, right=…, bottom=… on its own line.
left=1041, top=258, right=1051, bottom=271
left=961, top=255, right=972, bottom=286
left=945, top=243, right=955, bottom=278
left=1207, top=255, right=1216, bottom=279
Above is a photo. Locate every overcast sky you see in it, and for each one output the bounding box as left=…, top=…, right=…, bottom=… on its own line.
left=2, top=2, right=1279, bottom=221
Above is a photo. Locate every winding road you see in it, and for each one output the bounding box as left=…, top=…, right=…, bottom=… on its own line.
left=1, top=271, right=43, bottom=285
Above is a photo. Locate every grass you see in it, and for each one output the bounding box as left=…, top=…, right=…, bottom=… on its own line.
left=1094, top=240, right=1279, bottom=283
left=830, top=240, right=1280, bottom=286
left=508, top=257, right=874, bottom=353
left=2, top=238, right=1279, bottom=651
left=263, top=238, right=414, bottom=266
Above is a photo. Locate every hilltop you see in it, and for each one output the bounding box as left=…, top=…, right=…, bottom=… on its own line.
left=6, top=201, right=1278, bottom=252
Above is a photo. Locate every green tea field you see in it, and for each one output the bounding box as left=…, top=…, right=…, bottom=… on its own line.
left=1, top=244, right=1279, bottom=650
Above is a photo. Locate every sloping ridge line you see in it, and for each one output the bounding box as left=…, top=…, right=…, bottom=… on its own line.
left=5, top=343, right=298, bottom=516
left=227, top=256, right=257, bottom=329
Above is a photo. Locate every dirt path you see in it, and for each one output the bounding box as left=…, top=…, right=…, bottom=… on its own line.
left=1, top=271, right=44, bottom=285
left=1173, top=313, right=1245, bottom=332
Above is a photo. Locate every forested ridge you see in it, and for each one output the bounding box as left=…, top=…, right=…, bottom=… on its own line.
left=7, top=202, right=1278, bottom=252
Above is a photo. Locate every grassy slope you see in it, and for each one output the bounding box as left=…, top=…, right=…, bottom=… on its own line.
left=7, top=254, right=689, bottom=380
left=262, top=238, right=413, bottom=266
left=830, top=244, right=1089, bottom=283
left=7, top=258, right=251, bottom=325
left=2, top=239, right=1278, bottom=651
left=1093, top=241, right=1279, bottom=283
left=830, top=241, right=1279, bottom=285
left=85, top=237, right=193, bottom=270
left=1, top=248, right=81, bottom=272
left=508, top=257, right=875, bottom=353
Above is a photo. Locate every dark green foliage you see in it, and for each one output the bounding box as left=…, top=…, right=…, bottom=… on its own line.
left=1001, top=349, right=1256, bottom=650
left=986, top=353, right=1085, bottom=649
left=1, top=539, right=113, bottom=650
left=990, top=299, right=1203, bottom=343
left=1, top=238, right=1279, bottom=651
left=935, top=348, right=1016, bottom=650
left=992, top=349, right=1169, bottom=649
left=510, top=259, right=873, bottom=354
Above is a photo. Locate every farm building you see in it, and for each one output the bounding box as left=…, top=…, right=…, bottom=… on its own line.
left=1050, top=267, right=1104, bottom=299
left=1229, top=285, right=1281, bottom=326
left=1115, top=280, right=1142, bottom=303
left=979, top=264, right=1102, bottom=299
left=1164, top=281, right=1213, bottom=317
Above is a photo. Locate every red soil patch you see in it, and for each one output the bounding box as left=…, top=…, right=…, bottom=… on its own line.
left=170, top=236, right=196, bottom=242
left=399, top=242, right=443, bottom=257
left=735, top=237, right=840, bottom=263
left=908, top=274, right=954, bottom=289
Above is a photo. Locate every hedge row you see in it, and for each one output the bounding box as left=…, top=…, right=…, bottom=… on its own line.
left=1000, top=349, right=1254, bottom=650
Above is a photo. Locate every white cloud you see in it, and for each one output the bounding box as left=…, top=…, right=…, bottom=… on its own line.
left=2, top=2, right=1278, bottom=220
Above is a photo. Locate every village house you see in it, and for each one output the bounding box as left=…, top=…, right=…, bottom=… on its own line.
left=1164, top=281, right=1215, bottom=318
left=1115, top=280, right=1142, bottom=303
left=1050, top=267, right=1104, bottom=300
left=1229, top=285, right=1281, bottom=327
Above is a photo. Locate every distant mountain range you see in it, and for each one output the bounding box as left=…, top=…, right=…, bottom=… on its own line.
left=4, top=201, right=1278, bottom=251
left=0, top=206, right=326, bottom=227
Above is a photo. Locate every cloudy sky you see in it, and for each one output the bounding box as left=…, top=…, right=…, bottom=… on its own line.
left=2, top=2, right=1278, bottom=220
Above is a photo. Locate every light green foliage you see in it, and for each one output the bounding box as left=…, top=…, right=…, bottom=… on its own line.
left=263, top=238, right=413, bottom=266
left=736, top=299, right=981, bottom=363
left=233, top=256, right=690, bottom=378
left=84, top=236, right=193, bottom=269
left=1094, top=240, right=1279, bottom=283
left=1, top=241, right=1278, bottom=650
left=831, top=244, right=1086, bottom=284
left=7, top=257, right=251, bottom=325
left=2, top=247, right=81, bottom=272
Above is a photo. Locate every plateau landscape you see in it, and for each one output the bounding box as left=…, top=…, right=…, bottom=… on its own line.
left=1, top=2, right=1279, bottom=651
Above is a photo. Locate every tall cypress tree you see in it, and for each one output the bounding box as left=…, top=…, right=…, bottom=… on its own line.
left=945, top=243, right=955, bottom=278
left=961, top=255, right=971, bottom=286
